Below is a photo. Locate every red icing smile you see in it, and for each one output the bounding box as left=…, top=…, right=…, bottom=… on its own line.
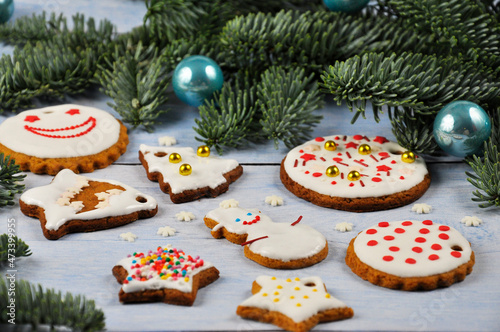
left=24, top=116, right=97, bottom=139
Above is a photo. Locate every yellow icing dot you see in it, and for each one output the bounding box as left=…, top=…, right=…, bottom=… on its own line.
left=312, top=289, right=318, bottom=292
left=161, top=275, right=167, bottom=280
left=273, top=298, right=279, bottom=302
left=277, top=285, right=283, bottom=289
left=290, top=296, right=295, bottom=299
left=184, top=277, right=189, bottom=282
left=294, top=287, right=300, bottom=291
left=262, top=293, right=268, bottom=297
left=286, top=278, right=292, bottom=282
left=274, top=291, right=279, bottom=296
left=296, top=303, right=302, bottom=307
left=303, top=295, right=309, bottom=299
left=294, top=277, right=300, bottom=281
left=271, top=277, right=277, bottom=280
left=325, top=294, right=331, bottom=298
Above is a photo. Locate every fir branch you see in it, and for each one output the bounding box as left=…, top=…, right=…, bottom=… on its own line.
left=389, top=107, right=438, bottom=154
left=0, top=278, right=105, bottom=331
left=257, top=66, right=323, bottom=148
left=97, top=43, right=169, bottom=131
left=194, top=77, right=257, bottom=154
left=0, top=234, right=31, bottom=261
left=0, top=153, right=25, bottom=208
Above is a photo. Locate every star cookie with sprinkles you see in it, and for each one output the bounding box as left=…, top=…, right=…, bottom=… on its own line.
left=345, top=220, right=475, bottom=290
left=204, top=205, right=328, bottom=269
left=19, top=169, right=158, bottom=240
left=237, top=276, right=353, bottom=332
left=139, top=145, right=243, bottom=203
left=280, top=135, right=431, bottom=212
left=112, top=245, right=219, bottom=306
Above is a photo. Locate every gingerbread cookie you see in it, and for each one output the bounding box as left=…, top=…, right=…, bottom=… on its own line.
left=345, top=220, right=475, bottom=290
left=20, top=169, right=157, bottom=240
left=204, top=205, right=328, bottom=269
left=0, top=104, right=128, bottom=175
left=280, top=135, right=431, bottom=212
left=237, top=276, right=353, bottom=332
left=112, top=245, right=219, bottom=306
left=139, top=145, right=243, bottom=203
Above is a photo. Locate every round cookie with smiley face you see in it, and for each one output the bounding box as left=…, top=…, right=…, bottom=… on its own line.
left=0, top=104, right=128, bottom=175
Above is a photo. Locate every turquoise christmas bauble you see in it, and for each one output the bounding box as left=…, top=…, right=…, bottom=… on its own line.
left=433, top=101, right=492, bottom=158
left=172, top=55, right=224, bottom=107
left=323, top=0, right=369, bottom=13
left=0, top=0, right=14, bottom=24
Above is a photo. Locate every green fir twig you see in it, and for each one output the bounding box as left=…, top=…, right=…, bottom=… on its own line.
left=0, top=234, right=31, bottom=261
left=0, top=154, right=25, bottom=208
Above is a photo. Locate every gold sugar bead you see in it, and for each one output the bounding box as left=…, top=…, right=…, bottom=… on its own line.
left=179, top=163, right=192, bottom=176
left=197, top=145, right=211, bottom=157
left=358, top=144, right=372, bottom=155
left=347, top=170, right=361, bottom=181
left=325, top=165, right=340, bottom=177
left=169, top=152, right=182, bottom=163
left=324, top=140, right=337, bottom=151
left=401, top=151, right=416, bottom=163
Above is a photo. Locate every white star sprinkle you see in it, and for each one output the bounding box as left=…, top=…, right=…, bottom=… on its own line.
left=157, top=226, right=176, bottom=237
left=461, top=216, right=483, bottom=227
left=411, top=203, right=432, bottom=214
left=69, top=201, right=84, bottom=212
left=56, top=197, right=71, bottom=206
left=335, top=222, right=353, bottom=232
left=219, top=199, right=239, bottom=209
left=265, top=195, right=284, bottom=206
left=158, top=136, right=177, bottom=146
left=120, top=232, right=137, bottom=242
left=175, top=211, right=195, bottom=222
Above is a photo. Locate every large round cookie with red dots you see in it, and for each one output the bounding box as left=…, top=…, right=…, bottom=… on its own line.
left=345, top=220, right=475, bottom=291
left=0, top=104, right=128, bottom=175
left=280, top=135, right=431, bottom=212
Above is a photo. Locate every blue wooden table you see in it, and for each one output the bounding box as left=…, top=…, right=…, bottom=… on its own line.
left=1, top=1, right=499, bottom=331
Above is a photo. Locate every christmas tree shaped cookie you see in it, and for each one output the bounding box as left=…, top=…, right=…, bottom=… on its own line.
left=237, top=276, right=353, bottom=332
left=20, top=169, right=158, bottom=240
left=139, top=145, right=243, bottom=203
left=112, top=244, right=219, bottom=306
left=280, top=134, right=431, bottom=212
left=204, top=205, right=328, bottom=269
left=0, top=104, right=128, bottom=175
left=346, top=220, right=475, bottom=290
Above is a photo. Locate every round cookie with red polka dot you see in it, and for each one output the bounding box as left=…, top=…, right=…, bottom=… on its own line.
left=345, top=220, right=475, bottom=290
left=280, top=134, right=431, bottom=212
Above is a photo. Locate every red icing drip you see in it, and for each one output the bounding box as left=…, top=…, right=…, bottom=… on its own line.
left=291, top=215, right=303, bottom=226
left=241, top=236, right=269, bottom=246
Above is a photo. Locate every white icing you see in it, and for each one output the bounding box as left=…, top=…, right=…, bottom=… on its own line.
left=461, top=216, right=483, bottom=227
left=265, top=195, right=284, bottom=206
left=158, top=136, right=177, bottom=146
left=335, top=222, right=353, bottom=232
left=20, top=169, right=158, bottom=231
left=205, top=206, right=326, bottom=262
left=157, top=226, right=176, bottom=237
left=412, top=203, right=432, bottom=214
left=220, top=199, right=239, bottom=209
left=120, top=232, right=137, bottom=242
left=283, top=135, right=429, bottom=198
left=353, top=220, right=472, bottom=277
left=0, top=104, right=121, bottom=158
left=239, top=276, right=348, bottom=323
left=140, top=145, right=240, bottom=194
left=175, top=211, right=195, bottom=222
left=117, top=244, right=213, bottom=293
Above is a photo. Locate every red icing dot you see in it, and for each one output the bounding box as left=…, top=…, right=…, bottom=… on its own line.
left=419, top=228, right=430, bottom=234
left=299, top=149, right=304, bottom=153
left=372, top=177, right=382, bottom=182
left=305, top=171, right=310, bottom=174
left=337, top=152, right=342, bottom=156
left=384, top=235, right=395, bottom=241
left=335, top=136, right=340, bottom=140
left=451, top=251, right=462, bottom=258
left=66, top=109, right=80, bottom=115
left=331, top=181, right=337, bottom=185
left=378, top=222, right=389, bottom=227
left=391, top=160, right=397, bottom=164
left=378, top=152, right=390, bottom=157
left=394, top=228, right=405, bottom=234
left=353, top=135, right=363, bottom=140
left=402, top=221, right=413, bottom=226
left=315, top=137, right=325, bottom=142
left=389, top=246, right=400, bottom=252
left=400, top=176, right=405, bottom=180
left=367, top=240, right=378, bottom=246
left=383, top=255, right=394, bottom=262
left=366, top=229, right=377, bottom=235
left=405, top=258, right=417, bottom=264
left=431, top=244, right=442, bottom=251
left=415, top=237, right=426, bottom=243
left=349, top=183, right=354, bottom=187
left=412, top=247, right=423, bottom=253
left=439, top=233, right=450, bottom=240
left=312, top=172, right=322, bottom=177
left=422, top=220, right=433, bottom=225
left=439, top=225, right=450, bottom=231
left=428, top=254, right=440, bottom=261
